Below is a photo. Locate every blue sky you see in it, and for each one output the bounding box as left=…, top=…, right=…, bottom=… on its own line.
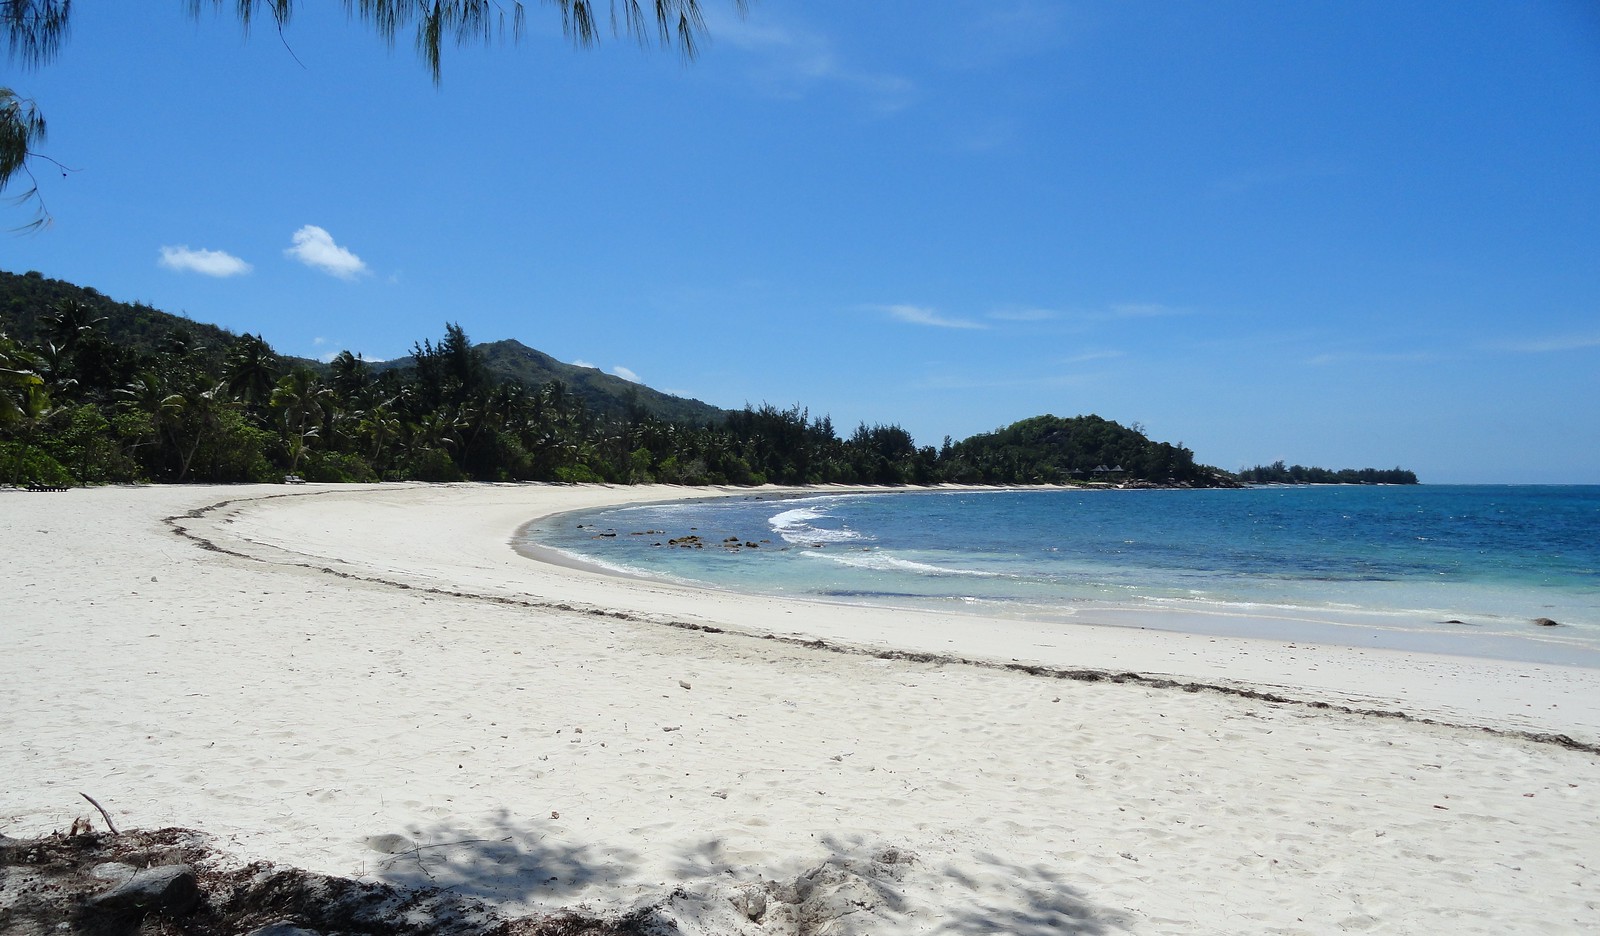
left=5, top=1, right=1598, bottom=483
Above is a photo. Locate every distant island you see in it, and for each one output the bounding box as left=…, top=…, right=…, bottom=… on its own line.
left=1, top=269, right=1411, bottom=490
left=1237, top=461, right=1419, bottom=485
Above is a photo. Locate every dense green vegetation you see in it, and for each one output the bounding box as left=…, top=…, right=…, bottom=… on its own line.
left=1, top=270, right=1249, bottom=489
left=941, top=414, right=1214, bottom=486
left=1237, top=461, right=1418, bottom=485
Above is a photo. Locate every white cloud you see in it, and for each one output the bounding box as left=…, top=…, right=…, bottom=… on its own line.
left=715, top=15, right=915, bottom=113
left=988, top=307, right=1058, bottom=322
left=285, top=225, right=368, bottom=279
left=1059, top=350, right=1124, bottom=364
left=1209, top=161, right=1349, bottom=199
left=1110, top=302, right=1190, bottom=319
left=1306, top=350, right=1438, bottom=366
left=879, top=304, right=986, bottom=330
left=572, top=359, right=597, bottom=369
left=158, top=245, right=252, bottom=277
left=611, top=365, right=641, bottom=383
left=1496, top=332, right=1600, bottom=354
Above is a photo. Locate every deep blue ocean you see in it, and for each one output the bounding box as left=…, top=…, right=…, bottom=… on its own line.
left=523, top=486, right=1600, bottom=667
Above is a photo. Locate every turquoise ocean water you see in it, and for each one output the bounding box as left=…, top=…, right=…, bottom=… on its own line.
left=522, top=486, right=1600, bottom=667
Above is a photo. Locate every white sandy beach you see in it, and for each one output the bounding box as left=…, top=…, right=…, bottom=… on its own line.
left=3, top=482, right=1598, bottom=934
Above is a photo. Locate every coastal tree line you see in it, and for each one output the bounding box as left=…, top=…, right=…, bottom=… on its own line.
left=1, top=296, right=1228, bottom=488
left=1236, top=461, right=1418, bottom=485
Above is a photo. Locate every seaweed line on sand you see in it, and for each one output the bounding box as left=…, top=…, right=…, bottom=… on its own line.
left=164, top=491, right=1600, bottom=758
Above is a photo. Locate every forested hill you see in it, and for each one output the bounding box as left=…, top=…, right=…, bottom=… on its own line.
left=457, top=339, right=725, bottom=426
left=941, top=414, right=1226, bottom=487
left=3, top=267, right=1248, bottom=489
left=0, top=268, right=316, bottom=373
left=0, top=268, right=725, bottom=425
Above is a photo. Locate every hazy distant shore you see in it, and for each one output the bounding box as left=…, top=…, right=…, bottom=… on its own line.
left=4, top=482, right=1597, bottom=934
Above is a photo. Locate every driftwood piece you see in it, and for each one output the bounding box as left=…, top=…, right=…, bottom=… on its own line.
left=78, top=792, right=119, bottom=836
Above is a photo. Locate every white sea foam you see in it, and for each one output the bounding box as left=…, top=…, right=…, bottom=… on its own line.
left=533, top=543, right=702, bottom=587
left=768, top=505, right=864, bottom=544
left=807, top=549, right=1005, bottom=578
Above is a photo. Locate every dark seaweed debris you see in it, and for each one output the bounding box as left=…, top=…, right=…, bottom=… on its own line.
left=0, top=829, right=663, bottom=936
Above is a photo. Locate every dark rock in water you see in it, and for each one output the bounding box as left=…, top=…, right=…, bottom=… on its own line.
left=86, top=863, right=200, bottom=917
left=1442, top=619, right=1471, bottom=625
left=1533, top=617, right=1561, bottom=627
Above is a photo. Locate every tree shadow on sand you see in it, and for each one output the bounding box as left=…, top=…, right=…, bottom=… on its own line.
left=667, top=833, right=1130, bottom=935
left=927, top=850, right=1133, bottom=935
left=365, top=817, right=1132, bottom=934
left=367, top=808, right=642, bottom=907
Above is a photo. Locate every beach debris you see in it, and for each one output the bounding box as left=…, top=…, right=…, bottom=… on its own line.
left=78, top=792, right=119, bottom=835
left=1533, top=617, right=1561, bottom=627
left=244, top=923, right=322, bottom=936
left=86, top=863, right=201, bottom=918
left=679, top=680, right=692, bottom=690
left=2, top=828, right=650, bottom=935
left=663, top=726, right=681, bottom=732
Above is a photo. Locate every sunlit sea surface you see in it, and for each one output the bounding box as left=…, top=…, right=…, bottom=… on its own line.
left=521, top=486, right=1600, bottom=667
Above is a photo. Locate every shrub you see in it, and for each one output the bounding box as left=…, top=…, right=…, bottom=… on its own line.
left=303, top=452, right=379, bottom=483
left=0, top=442, right=74, bottom=487
left=554, top=464, right=606, bottom=484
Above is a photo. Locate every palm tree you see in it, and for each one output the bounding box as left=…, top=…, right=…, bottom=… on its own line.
left=270, top=369, right=332, bottom=474
left=225, top=334, right=280, bottom=411
left=0, top=332, right=47, bottom=430
left=356, top=402, right=402, bottom=472
left=116, top=373, right=235, bottom=482
left=43, top=299, right=105, bottom=353
left=327, top=350, right=371, bottom=405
